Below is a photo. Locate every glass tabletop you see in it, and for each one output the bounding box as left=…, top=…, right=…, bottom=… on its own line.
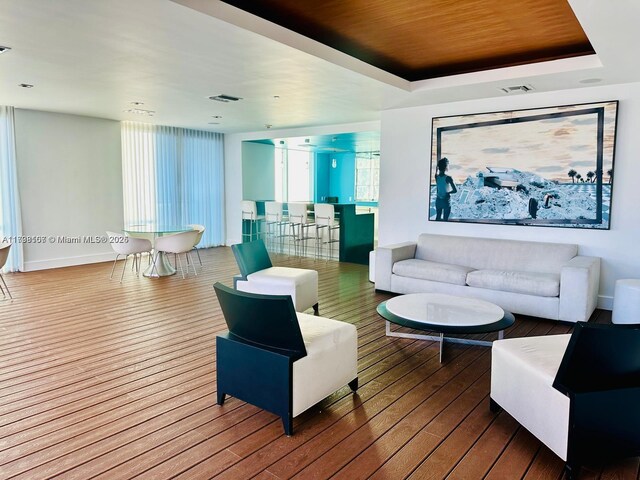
left=385, top=293, right=504, bottom=327
left=123, top=224, right=194, bottom=235
left=377, top=293, right=514, bottom=334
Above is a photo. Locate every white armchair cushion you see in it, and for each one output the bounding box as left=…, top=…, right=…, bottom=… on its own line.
left=237, top=266, right=318, bottom=313
left=393, top=259, right=474, bottom=286
left=293, top=313, right=358, bottom=416
left=491, top=335, right=571, bottom=460
left=467, top=269, right=560, bottom=297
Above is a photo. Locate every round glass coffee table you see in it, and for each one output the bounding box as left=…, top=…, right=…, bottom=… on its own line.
left=377, top=293, right=515, bottom=362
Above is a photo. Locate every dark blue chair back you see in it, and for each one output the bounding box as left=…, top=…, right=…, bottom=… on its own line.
left=554, top=322, right=640, bottom=394
left=231, top=240, right=273, bottom=279
left=214, top=282, right=306, bottom=360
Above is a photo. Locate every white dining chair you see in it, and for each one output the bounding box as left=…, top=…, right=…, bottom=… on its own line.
left=153, top=230, right=200, bottom=279
left=0, top=242, right=13, bottom=299
left=188, top=224, right=206, bottom=266
left=107, top=231, right=153, bottom=282
left=314, top=203, right=340, bottom=260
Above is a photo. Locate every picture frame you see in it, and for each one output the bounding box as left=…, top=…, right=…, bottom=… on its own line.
left=429, top=100, right=619, bottom=229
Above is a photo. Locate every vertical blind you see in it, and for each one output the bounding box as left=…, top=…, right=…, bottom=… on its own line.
left=0, top=106, right=23, bottom=272
left=121, top=122, right=225, bottom=247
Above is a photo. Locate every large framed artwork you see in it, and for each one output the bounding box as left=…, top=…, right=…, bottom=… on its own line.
left=429, top=100, right=618, bottom=229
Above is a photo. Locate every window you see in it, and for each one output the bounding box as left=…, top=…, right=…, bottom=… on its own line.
left=355, top=151, right=380, bottom=202
left=0, top=106, right=23, bottom=272
left=287, top=149, right=312, bottom=201
left=274, top=147, right=314, bottom=202
left=121, top=122, right=225, bottom=247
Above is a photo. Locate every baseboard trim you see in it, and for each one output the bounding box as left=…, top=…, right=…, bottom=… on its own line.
left=23, top=252, right=115, bottom=272
left=597, top=295, right=613, bottom=311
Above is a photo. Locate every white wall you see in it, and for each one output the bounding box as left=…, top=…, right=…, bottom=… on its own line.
left=224, top=120, right=380, bottom=244
left=379, top=82, right=640, bottom=308
left=14, top=109, right=123, bottom=270
left=242, top=142, right=275, bottom=200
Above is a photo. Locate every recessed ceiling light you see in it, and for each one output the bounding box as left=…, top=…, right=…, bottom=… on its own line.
left=273, top=95, right=280, bottom=99
left=211, top=115, right=222, bottom=119
left=579, top=78, right=602, bottom=84
left=265, top=124, right=273, bottom=129
left=0, top=46, right=11, bottom=54
left=130, top=101, right=144, bottom=106
left=18, top=83, right=34, bottom=88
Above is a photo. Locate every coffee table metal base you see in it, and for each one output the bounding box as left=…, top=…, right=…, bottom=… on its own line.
left=385, top=321, right=504, bottom=362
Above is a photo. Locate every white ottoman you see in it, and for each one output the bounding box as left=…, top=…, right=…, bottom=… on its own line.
left=612, top=279, right=640, bottom=324
left=236, top=266, right=319, bottom=314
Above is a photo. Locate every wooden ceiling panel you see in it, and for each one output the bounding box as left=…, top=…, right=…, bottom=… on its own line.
left=221, top=0, right=594, bottom=81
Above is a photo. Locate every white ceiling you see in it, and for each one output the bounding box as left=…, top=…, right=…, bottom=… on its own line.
left=0, top=0, right=638, bottom=134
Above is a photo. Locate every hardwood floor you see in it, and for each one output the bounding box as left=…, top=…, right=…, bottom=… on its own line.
left=0, top=247, right=637, bottom=480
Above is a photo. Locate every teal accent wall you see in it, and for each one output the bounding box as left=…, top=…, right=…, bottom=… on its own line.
left=329, top=152, right=355, bottom=203
left=314, top=152, right=378, bottom=205
left=242, top=142, right=275, bottom=200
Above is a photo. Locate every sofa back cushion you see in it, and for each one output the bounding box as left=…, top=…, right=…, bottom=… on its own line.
left=415, top=234, right=577, bottom=275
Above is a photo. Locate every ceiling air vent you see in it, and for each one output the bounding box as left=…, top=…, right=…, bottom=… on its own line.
left=208, top=94, right=242, bottom=103
left=499, top=84, right=534, bottom=94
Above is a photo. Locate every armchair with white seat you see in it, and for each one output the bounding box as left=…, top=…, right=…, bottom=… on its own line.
left=232, top=239, right=319, bottom=315
left=490, top=322, right=640, bottom=479
left=213, top=282, right=358, bottom=435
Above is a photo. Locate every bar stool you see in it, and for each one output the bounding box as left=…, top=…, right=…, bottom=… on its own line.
left=288, top=202, right=314, bottom=257
left=314, top=203, right=340, bottom=261
left=241, top=200, right=263, bottom=242
left=264, top=201, right=286, bottom=253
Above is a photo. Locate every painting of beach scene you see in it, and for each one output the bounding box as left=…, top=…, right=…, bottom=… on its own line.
left=429, top=101, right=618, bottom=229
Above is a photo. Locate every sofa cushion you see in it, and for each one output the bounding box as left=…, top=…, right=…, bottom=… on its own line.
left=415, top=233, right=578, bottom=275
left=466, top=269, right=560, bottom=297
left=393, top=259, right=475, bottom=286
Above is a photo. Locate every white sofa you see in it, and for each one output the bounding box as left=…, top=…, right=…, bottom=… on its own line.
left=375, top=234, right=600, bottom=322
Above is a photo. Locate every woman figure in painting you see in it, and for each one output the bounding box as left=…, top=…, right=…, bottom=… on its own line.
left=435, top=157, right=457, bottom=221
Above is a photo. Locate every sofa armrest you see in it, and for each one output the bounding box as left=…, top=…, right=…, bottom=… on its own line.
left=374, top=242, right=416, bottom=291
left=559, top=256, right=601, bottom=322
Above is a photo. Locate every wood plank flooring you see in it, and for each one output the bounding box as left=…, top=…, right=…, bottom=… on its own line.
left=0, top=247, right=637, bottom=480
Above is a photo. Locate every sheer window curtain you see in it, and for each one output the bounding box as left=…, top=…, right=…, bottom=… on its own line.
left=0, top=106, right=23, bottom=272
left=121, top=122, right=224, bottom=247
